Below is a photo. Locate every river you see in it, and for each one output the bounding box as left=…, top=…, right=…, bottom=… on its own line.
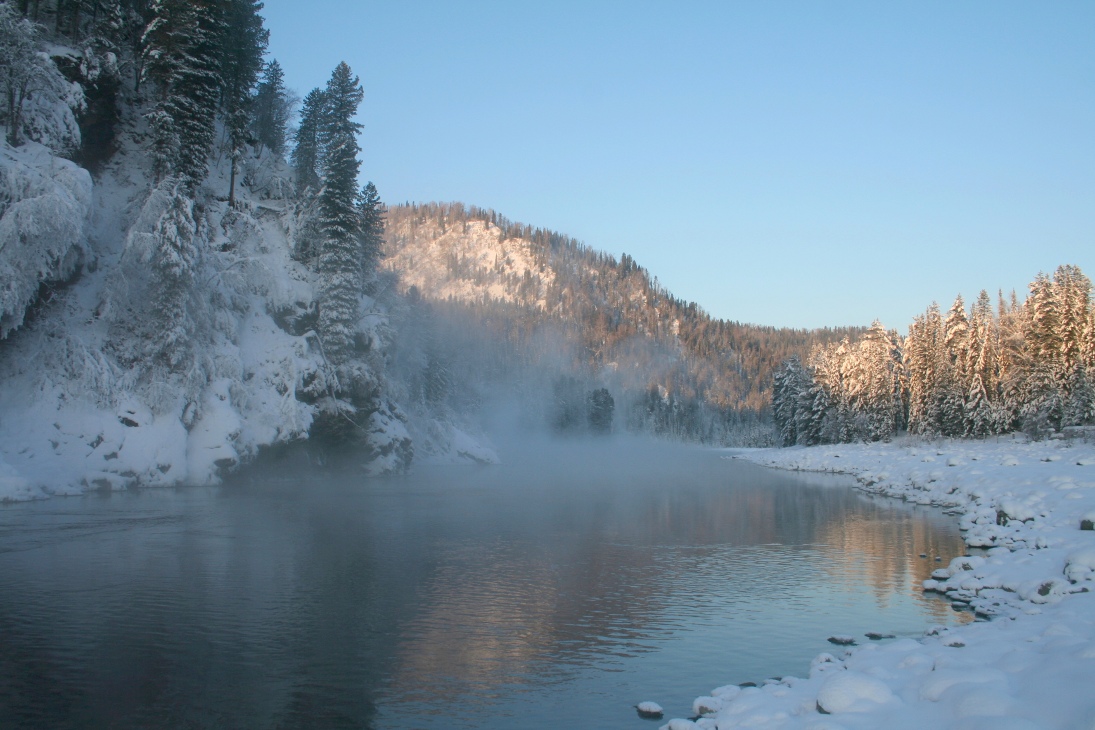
left=0, top=439, right=969, bottom=728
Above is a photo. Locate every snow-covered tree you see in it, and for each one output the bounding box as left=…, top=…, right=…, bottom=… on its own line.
left=1064, top=364, right=1095, bottom=427
left=111, top=177, right=201, bottom=371
left=357, top=180, right=383, bottom=277
left=906, top=303, right=943, bottom=436
left=141, top=0, right=223, bottom=188
left=851, top=320, right=906, bottom=441
left=315, top=61, right=364, bottom=368
left=219, top=0, right=267, bottom=205
left=772, top=356, right=809, bottom=446
left=252, top=57, right=289, bottom=157
left=1054, top=264, right=1090, bottom=376
left=965, top=290, right=1003, bottom=436
left=939, top=295, right=970, bottom=436
left=291, top=86, right=325, bottom=192
left=0, top=4, right=84, bottom=151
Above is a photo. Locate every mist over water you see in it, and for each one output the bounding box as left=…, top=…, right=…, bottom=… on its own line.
left=0, top=439, right=968, bottom=729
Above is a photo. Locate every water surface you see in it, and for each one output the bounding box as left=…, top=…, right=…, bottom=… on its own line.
left=0, top=440, right=968, bottom=728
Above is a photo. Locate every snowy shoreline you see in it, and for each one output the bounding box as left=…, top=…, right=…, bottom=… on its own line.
left=659, top=436, right=1095, bottom=729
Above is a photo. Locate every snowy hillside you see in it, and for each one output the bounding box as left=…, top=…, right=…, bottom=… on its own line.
left=383, top=203, right=861, bottom=444
left=0, top=120, right=414, bottom=501
left=0, top=3, right=500, bottom=501
left=385, top=211, right=556, bottom=309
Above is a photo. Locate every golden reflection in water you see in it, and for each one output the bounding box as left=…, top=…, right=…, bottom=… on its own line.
left=382, top=481, right=970, bottom=707
left=394, top=548, right=558, bottom=697
left=817, top=498, right=971, bottom=623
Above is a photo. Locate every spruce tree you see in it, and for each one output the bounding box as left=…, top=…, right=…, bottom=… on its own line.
left=1054, top=264, right=1091, bottom=376
left=773, top=357, right=809, bottom=446
left=316, top=61, right=365, bottom=368
left=997, top=290, right=1026, bottom=430
left=252, top=58, right=289, bottom=156
left=965, top=290, right=1001, bottom=436
left=142, top=0, right=223, bottom=189
left=292, top=86, right=326, bottom=192
left=906, top=304, right=943, bottom=435
left=1022, top=273, right=1064, bottom=433
left=220, top=0, right=268, bottom=205
left=357, top=181, right=384, bottom=278
left=940, top=296, right=970, bottom=436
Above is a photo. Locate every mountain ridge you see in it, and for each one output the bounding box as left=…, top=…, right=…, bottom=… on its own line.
left=383, top=202, right=862, bottom=438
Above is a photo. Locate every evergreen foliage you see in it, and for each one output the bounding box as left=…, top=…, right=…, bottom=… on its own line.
left=315, top=61, right=364, bottom=369
left=291, top=86, right=325, bottom=192
left=773, top=264, right=1095, bottom=445
left=141, top=0, right=223, bottom=188
left=357, top=181, right=384, bottom=277
left=587, top=387, right=614, bottom=434
left=219, top=0, right=267, bottom=205
left=252, top=58, right=289, bottom=156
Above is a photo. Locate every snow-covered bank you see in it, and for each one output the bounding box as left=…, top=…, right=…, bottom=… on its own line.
left=661, top=436, right=1095, bottom=729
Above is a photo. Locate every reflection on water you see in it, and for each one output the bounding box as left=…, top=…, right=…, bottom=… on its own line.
left=0, top=440, right=968, bottom=729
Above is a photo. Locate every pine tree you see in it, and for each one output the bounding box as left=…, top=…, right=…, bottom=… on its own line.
left=1022, top=273, right=1065, bottom=433
left=1054, top=264, right=1091, bottom=377
left=220, top=0, right=268, bottom=205
left=292, top=86, right=326, bottom=192
left=940, top=295, right=970, bottom=436
left=773, top=356, right=809, bottom=446
left=906, top=303, right=943, bottom=435
left=142, top=0, right=224, bottom=189
left=997, top=289, right=1026, bottom=430
left=315, top=61, right=364, bottom=368
left=252, top=58, right=289, bottom=156
left=357, top=181, right=384, bottom=278
left=965, top=290, right=1002, bottom=436
left=1064, top=364, right=1095, bottom=427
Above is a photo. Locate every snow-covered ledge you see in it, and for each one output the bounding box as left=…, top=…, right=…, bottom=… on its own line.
left=661, top=435, right=1095, bottom=729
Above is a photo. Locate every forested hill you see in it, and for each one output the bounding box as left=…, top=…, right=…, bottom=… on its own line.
left=384, top=202, right=861, bottom=435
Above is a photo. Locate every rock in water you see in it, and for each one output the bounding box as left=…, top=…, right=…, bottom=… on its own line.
left=636, top=701, right=663, bottom=719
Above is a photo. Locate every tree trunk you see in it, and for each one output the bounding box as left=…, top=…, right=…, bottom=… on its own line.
left=228, top=159, right=237, bottom=207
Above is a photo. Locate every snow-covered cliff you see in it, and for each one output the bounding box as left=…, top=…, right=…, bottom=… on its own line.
left=0, top=124, right=415, bottom=501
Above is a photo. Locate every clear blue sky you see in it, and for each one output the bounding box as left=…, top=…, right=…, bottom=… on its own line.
left=262, top=1, right=1094, bottom=330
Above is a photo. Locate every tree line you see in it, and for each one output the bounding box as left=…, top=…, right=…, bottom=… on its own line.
left=773, top=265, right=1095, bottom=446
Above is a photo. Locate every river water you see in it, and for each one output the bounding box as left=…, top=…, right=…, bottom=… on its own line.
left=0, top=440, right=969, bottom=729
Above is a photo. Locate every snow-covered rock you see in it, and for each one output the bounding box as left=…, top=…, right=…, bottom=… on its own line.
left=816, top=670, right=895, bottom=713
left=692, top=695, right=722, bottom=715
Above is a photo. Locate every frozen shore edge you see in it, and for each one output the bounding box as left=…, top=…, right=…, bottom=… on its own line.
left=659, top=435, right=1095, bottom=730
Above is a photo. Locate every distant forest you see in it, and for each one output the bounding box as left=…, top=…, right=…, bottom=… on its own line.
left=773, top=265, right=1095, bottom=445
left=385, top=203, right=862, bottom=444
